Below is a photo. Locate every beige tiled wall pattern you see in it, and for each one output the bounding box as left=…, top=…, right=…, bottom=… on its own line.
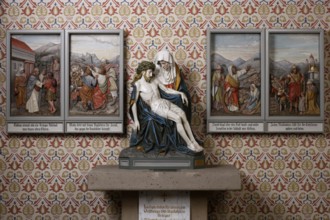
left=0, top=1, right=329, bottom=219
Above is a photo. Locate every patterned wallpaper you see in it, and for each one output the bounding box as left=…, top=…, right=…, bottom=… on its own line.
left=0, top=0, right=329, bottom=219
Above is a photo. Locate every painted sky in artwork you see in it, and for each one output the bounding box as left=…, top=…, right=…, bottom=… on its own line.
left=70, top=34, right=120, bottom=60
left=13, top=34, right=60, bottom=49
left=269, top=33, right=319, bottom=63
left=212, top=33, right=260, bottom=61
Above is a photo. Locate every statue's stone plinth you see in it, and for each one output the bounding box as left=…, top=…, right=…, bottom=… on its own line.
left=88, top=165, right=241, bottom=191
left=119, top=147, right=205, bottom=170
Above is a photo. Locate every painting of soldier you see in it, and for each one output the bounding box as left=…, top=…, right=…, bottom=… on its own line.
left=269, top=32, right=321, bottom=117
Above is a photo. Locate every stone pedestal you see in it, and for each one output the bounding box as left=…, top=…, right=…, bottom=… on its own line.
left=88, top=165, right=241, bottom=219
left=119, top=147, right=206, bottom=169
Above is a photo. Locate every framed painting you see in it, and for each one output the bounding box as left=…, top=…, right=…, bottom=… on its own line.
left=206, top=29, right=265, bottom=133
left=65, top=30, right=124, bottom=133
left=6, top=30, right=65, bottom=133
left=266, top=29, right=324, bottom=133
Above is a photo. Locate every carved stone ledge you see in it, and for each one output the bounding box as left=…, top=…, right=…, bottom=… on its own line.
left=88, top=165, right=241, bottom=191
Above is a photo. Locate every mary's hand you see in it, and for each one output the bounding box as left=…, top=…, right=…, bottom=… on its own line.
left=135, top=120, right=140, bottom=131
left=181, top=93, right=188, bottom=106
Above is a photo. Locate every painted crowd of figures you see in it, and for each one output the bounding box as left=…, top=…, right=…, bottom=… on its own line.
left=14, top=66, right=58, bottom=114
left=69, top=63, right=118, bottom=114
left=211, top=63, right=260, bottom=115
left=211, top=63, right=320, bottom=116
left=271, top=64, right=320, bottom=115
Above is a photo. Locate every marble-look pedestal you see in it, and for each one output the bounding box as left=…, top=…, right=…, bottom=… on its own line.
left=88, top=165, right=241, bottom=220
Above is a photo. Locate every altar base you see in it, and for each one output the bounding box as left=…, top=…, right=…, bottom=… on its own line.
left=88, top=165, right=241, bottom=219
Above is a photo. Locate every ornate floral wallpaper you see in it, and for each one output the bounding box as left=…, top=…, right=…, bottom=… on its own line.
left=0, top=0, right=329, bottom=219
